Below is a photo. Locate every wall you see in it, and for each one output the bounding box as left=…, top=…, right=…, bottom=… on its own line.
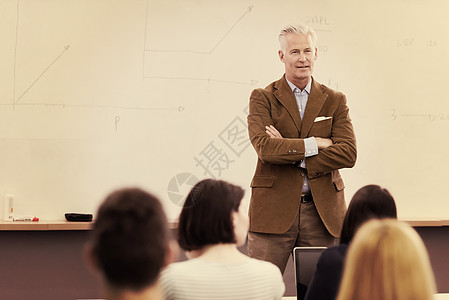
left=1, top=0, right=449, bottom=221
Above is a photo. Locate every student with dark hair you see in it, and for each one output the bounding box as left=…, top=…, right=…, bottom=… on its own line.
left=304, top=185, right=397, bottom=300
left=84, top=187, right=170, bottom=300
left=338, top=185, right=397, bottom=245
left=160, top=179, right=285, bottom=300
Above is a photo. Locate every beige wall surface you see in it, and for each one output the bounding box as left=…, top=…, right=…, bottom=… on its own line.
left=1, top=0, right=448, bottom=221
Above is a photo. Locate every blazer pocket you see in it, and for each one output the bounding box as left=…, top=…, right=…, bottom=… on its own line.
left=251, top=176, right=275, bottom=188
left=309, top=118, right=332, bottom=137
left=333, top=176, right=345, bottom=191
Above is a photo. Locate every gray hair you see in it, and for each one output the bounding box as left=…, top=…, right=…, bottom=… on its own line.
left=278, top=23, right=317, bottom=51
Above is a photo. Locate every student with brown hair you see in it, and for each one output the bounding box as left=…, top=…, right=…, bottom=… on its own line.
left=160, top=179, right=285, bottom=300
left=85, top=187, right=171, bottom=300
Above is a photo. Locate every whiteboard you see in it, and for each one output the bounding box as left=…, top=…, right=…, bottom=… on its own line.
left=1, top=0, right=448, bottom=221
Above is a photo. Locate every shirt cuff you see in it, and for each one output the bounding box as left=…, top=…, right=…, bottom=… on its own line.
left=304, top=137, right=318, bottom=158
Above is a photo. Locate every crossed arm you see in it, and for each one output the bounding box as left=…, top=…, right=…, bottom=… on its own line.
left=248, top=88, right=356, bottom=172
left=265, top=125, right=333, bottom=150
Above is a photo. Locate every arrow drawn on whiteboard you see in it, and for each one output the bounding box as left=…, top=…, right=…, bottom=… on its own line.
left=2, top=102, right=185, bottom=112
left=15, top=45, right=70, bottom=103
left=144, top=76, right=258, bottom=86
left=208, top=5, right=253, bottom=54
left=145, top=5, right=253, bottom=55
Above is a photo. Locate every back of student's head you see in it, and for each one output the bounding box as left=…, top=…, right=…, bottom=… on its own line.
left=87, top=187, right=169, bottom=291
left=177, top=179, right=245, bottom=251
left=339, top=184, right=397, bottom=244
left=337, top=219, right=436, bottom=300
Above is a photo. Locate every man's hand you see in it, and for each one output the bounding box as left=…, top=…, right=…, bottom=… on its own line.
left=265, top=125, right=283, bottom=138
left=315, top=137, right=333, bottom=149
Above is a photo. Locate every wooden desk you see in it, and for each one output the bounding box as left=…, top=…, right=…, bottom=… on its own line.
left=0, top=219, right=446, bottom=231
left=0, top=227, right=101, bottom=300
left=0, top=220, right=93, bottom=231
left=403, top=219, right=449, bottom=227
left=1, top=220, right=448, bottom=299
left=0, top=220, right=183, bottom=231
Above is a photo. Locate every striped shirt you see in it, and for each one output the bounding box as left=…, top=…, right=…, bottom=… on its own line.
left=160, top=258, right=285, bottom=300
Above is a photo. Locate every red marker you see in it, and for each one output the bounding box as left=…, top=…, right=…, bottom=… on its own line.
left=13, top=217, right=39, bottom=221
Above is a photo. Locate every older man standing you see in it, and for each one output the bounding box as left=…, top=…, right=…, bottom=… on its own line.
left=247, top=23, right=357, bottom=274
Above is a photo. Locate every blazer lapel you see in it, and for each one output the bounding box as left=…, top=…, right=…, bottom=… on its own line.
left=300, top=78, right=327, bottom=138
left=273, top=76, right=302, bottom=134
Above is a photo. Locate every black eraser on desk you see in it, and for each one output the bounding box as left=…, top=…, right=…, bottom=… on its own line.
left=65, top=213, right=93, bottom=222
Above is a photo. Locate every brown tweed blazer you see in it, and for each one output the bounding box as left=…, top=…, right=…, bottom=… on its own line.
left=247, top=75, right=357, bottom=237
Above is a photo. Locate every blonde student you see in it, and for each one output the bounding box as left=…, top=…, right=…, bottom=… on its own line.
left=337, top=219, right=436, bottom=300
